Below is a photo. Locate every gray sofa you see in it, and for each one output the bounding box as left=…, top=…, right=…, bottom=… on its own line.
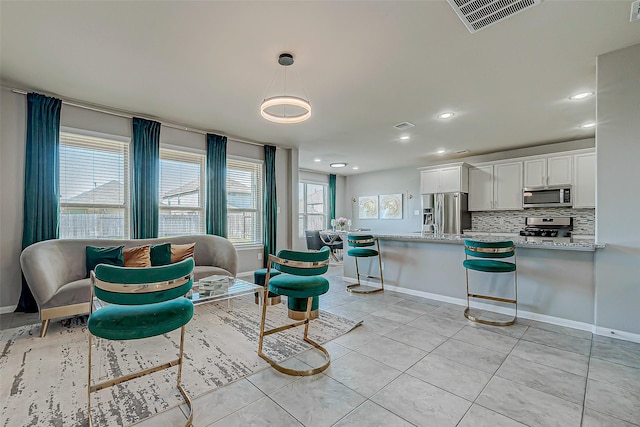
left=20, top=235, right=238, bottom=337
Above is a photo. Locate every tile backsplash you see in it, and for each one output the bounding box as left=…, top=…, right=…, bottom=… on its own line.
left=471, top=208, right=595, bottom=235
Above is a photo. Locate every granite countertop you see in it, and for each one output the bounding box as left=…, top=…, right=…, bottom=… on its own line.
left=371, top=232, right=604, bottom=252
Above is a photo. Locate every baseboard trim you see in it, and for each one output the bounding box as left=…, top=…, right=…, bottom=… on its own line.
left=343, top=276, right=640, bottom=343
left=0, top=305, right=16, bottom=315
left=593, top=327, right=640, bottom=344
left=236, top=271, right=254, bottom=279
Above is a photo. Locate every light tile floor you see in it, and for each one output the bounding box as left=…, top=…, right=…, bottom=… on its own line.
left=2, top=266, right=639, bottom=426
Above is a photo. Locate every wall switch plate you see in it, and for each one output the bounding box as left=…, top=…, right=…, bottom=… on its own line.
left=277, top=206, right=281, bottom=214
left=414, top=210, right=420, bottom=216
left=257, top=252, right=262, bottom=260
left=632, top=0, right=640, bottom=22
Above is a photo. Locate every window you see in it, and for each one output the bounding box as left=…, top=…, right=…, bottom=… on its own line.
left=159, top=148, right=205, bottom=236
left=298, top=182, right=327, bottom=237
left=59, top=132, right=129, bottom=239
left=227, top=158, right=262, bottom=245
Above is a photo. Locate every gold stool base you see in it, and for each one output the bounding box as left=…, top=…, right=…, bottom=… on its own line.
left=288, top=308, right=318, bottom=320
left=255, top=295, right=282, bottom=306
left=346, top=283, right=383, bottom=294
left=464, top=307, right=516, bottom=327
left=259, top=336, right=330, bottom=376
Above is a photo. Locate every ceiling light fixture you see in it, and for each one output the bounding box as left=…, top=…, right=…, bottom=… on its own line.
left=437, top=112, right=455, bottom=119
left=579, top=122, right=596, bottom=128
left=314, top=158, right=321, bottom=162
left=400, top=136, right=410, bottom=140
left=569, top=91, right=594, bottom=100
left=436, top=149, right=446, bottom=154
left=260, top=53, right=311, bottom=124
left=330, top=162, right=347, bottom=168
left=352, top=166, right=359, bottom=170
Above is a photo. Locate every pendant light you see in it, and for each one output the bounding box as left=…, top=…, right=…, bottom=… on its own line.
left=260, top=53, right=311, bottom=124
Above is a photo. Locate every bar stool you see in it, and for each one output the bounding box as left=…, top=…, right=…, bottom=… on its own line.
left=463, top=239, right=517, bottom=326
left=346, top=234, right=384, bottom=294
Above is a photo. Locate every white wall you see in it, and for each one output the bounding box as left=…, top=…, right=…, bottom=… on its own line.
left=0, top=89, right=26, bottom=311
left=0, top=89, right=294, bottom=308
left=594, top=43, right=640, bottom=338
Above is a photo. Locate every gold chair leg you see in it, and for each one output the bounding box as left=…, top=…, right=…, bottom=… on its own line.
left=347, top=256, right=384, bottom=294
left=87, top=327, right=194, bottom=426
left=258, top=293, right=330, bottom=376
left=464, top=262, right=518, bottom=327
left=40, top=319, right=50, bottom=338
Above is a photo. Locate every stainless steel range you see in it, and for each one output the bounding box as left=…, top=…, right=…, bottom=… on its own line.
left=519, top=217, right=573, bottom=242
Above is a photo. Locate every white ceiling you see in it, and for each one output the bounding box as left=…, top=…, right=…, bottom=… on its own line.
left=1, top=1, right=639, bottom=175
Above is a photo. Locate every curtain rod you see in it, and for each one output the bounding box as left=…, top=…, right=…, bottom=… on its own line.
left=5, top=86, right=275, bottom=148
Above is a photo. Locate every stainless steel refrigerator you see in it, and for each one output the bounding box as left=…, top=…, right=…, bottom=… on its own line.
left=421, top=192, right=471, bottom=235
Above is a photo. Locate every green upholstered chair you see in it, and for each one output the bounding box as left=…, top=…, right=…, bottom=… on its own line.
left=87, top=258, right=195, bottom=427
left=253, top=267, right=282, bottom=306
left=346, top=234, right=384, bottom=294
left=258, top=247, right=331, bottom=376
left=463, top=240, right=517, bottom=326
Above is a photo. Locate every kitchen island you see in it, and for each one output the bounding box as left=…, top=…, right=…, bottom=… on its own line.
left=342, top=232, right=603, bottom=329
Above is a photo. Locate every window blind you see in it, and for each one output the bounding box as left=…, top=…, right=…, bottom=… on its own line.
left=159, top=148, right=205, bottom=237
left=59, top=132, right=129, bottom=239
left=227, top=158, right=262, bottom=245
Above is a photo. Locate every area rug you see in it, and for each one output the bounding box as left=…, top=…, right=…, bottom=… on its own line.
left=0, top=295, right=360, bottom=426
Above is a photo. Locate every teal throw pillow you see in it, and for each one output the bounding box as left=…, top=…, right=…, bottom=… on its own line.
left=86, top=245, right=125, bottom=277
left=150, top=243, right=172, bottom=266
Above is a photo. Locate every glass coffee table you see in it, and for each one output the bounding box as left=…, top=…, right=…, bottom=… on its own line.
left=188, top=275, right=263, bottom=307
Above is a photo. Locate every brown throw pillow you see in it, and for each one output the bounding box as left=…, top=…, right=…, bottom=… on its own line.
left=123, top=245, right=152, bottom=268
left=171, top=243, right=196, bottom=263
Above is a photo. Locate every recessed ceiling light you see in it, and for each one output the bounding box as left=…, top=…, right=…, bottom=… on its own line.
left=579, top=122, right=596, bottom=128
left=569, top=91, right=594, bottom=100
left=352, top=166, right=359, bottom=170
left=437, top=112, right=455, bottom=119
left=436, top=149, right=446, bottom=154
left=400, top=135, right=410, bottom=140
left=314, top=158, right=321, bottom=162
left=330, top=162, right=347, bottom=168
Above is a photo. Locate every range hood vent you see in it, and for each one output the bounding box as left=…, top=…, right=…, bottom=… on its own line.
left=447, top=0, right=543, bottom=33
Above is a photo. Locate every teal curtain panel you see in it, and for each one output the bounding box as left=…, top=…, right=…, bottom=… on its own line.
left=329, top=174, right=336, bottom=221
left=131, top=117, right=161, bottom=239
left=206, top=133, right=227, bottom=237
left=263, top=145, right=277, bottom=266
left=18, top=93, right=62, bottom=312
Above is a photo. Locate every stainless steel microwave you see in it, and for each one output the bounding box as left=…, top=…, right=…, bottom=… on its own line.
left=523, top=186, right=572, bottom=208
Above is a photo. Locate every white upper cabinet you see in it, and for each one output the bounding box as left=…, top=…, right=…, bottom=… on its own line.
left=494, top=162, right=523, bottom=210
left=524, top=154, right=572, bottom=187
left=468, top=166, right=493, bottom=211
left=573, top=151, right=596, bottom=208
left=469, top=162, right=523, bottom=211
left=419, top=163, right=469, bottom=194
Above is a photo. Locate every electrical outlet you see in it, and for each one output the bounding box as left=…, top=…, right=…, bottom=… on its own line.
left=277, top=206, right=281, bottom=214
left=257, top=252, right=263, bottom=260
left=632, top=0, right=640, bottom=22
left=414, top=210, right=420, bottom=216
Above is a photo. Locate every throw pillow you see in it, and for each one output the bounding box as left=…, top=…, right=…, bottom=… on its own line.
left=150, top=242, right=172, bottom=266
left=123, top=245, right=152, bottom=268
left=86, top=245, right=125, bottom=277
left=171, top=242, right=196, bottom=263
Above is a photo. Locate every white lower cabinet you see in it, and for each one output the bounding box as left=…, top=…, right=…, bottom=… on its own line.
left=469, top=161, right=523, bottom=211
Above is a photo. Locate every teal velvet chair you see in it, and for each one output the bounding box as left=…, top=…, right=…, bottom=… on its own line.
left=463, top=240, right=517, bottom=326
left=346, top=234, right=384, bottom=294
left=87, top=258, right=195, bottom=427
left=258, top=247, right=331, bottom=376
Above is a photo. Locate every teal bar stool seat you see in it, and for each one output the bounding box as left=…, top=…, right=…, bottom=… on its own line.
left=463, top=239, right=517, bottom=326
left=253, top=268, right=282, bottom=306
left=258, top=247, right=331, bottom=376
left=346, top=234, right=384, bottom=294
left=87, top=258, right=195, bottom=427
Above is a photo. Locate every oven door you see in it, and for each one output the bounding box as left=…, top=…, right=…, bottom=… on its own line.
left=523, top=187, right=572, bottom=208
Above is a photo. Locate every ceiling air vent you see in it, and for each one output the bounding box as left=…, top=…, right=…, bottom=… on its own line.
left=447, top=0, right=543, bottom=33
left=394, top=121, right=415, bottom=130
